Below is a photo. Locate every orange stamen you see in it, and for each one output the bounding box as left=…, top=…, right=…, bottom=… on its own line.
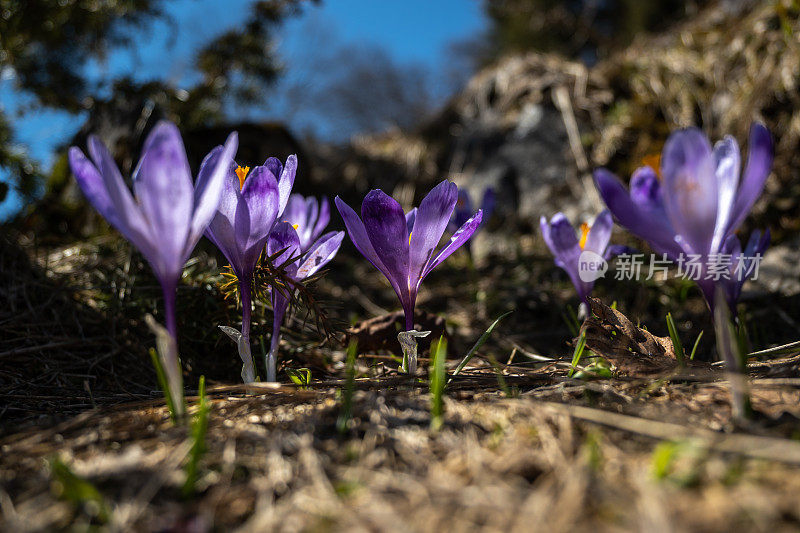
left=579, top=222, right=591, bottom=250
left=642, top=153, right=662, bottom=179
left=235, top=166, right=250, bottom=189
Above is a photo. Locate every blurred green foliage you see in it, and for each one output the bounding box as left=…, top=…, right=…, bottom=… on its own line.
left=0, top=0, right=313, bottom=211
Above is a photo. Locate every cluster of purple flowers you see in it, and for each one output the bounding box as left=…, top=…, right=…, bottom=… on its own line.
left=70, top=121, right=488, bottom=388
left=70, top=118, right=773, bottom=399
left=541, top=123, right=772, bottom=315
left=69, top=121, right=345, bottom=386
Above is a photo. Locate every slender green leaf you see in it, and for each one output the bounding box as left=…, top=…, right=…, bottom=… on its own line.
left=452, top=310, right=513, bottom=378
left=666, top=313, right=685, bottom=367
left=689, top=330, right=703, bottom=360
left=562, top=306, right=580, bottom=337
left=568, top=329, right=587, bottom=378
left=50, top=457, right=109, bottom=523
left=150, top=347, right=177, bottom=422
left=487, top=354, right=516, bottom=397
left=182, top=376, right=210, bottom=498
left=429, top=336, right=448, bottom=431
left=337, top=339, right=359, bottom=434
left=573, top=357, right=613, bottom=380
left=286, top=368, right=312, bottom=388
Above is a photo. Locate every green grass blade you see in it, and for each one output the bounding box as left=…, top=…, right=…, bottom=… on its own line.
left=429, top=336, right=448, bottom=431
left=337, top=339, right=359, bottom=435
left=562, top=305, right=580, bottom=337
left=182, top=376, right=209, bottom=498
left=568, top=329, right=587, bottom=378
left=666, top=313, right=685, bottom=367
left=487, top=354, right=515, bottom=397
left=689, top=330, right=703, bottom=360
left=50, top=457, right=110, bottom=523
left=286, top=368, right=312, bottom=388
left=452, top=310, right=513, bottom=379
left=150, top=347, right=176, bottom=422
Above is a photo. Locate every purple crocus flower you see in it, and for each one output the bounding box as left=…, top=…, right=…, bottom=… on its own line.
left=265, top=219, right=344, bottom=381
left=280, top=194, right=330, bottom=252
left=69, top=121, right=238, bottom=409
left=335, top=180, right=483, bottom=332
left=594, top=123, right=772, bottom=311
left=720, top=229, right=770, bottom=310
left=540, top=210, right=628, bottom=304
left=204, top=155, right=296, bottom=382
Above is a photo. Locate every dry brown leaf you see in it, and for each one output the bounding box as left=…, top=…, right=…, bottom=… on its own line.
left=581, top=298, right=712, bottom=376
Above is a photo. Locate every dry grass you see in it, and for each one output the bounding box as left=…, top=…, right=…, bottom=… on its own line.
left=3, top=377, right=800, bottom=532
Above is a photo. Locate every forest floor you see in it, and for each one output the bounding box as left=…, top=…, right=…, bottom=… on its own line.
left=3, top=374, right=800, bottom=531
left=3, top=231, right=800, bottom=531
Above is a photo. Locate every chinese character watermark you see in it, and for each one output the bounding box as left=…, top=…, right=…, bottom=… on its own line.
left=578, top=253, right=763, bottom=282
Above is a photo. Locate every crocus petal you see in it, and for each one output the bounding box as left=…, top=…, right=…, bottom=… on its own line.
left=720, top=234, right=746, bottom=309
left=710, top=135, right=741, bottom=254
left=745, top=228, right=770, bottom=257
left=727, top=123, right=773, bottom=233
left=423, top=209, right=482, bottom=279
left=405, top=207, right=417, bottom=234
left=187, top=132, right=239, bottom=256
left=661, top=127, right=717, bottom=256
left=237, top=165, right=281, bottom=271
left=300, top=196, right=320, bottom=249
left=82, top=138, right=167, bottom=275
left=205, top=156, right=240, bottom=225
left=594, top=168, right=681, bottom=258
left=267, top=221, right=302, bottom=279
left=334, top=196, right=400, bottom=297
left=540, top=212, right=580, bottom=263
left=595, top=168, right=643, bottom=232
left=409, top=180, right=458, bottom=282
left=312, top=197, right=330, bottom=244
left=205, top=216, right=245, bottom=275
left=361, top=189, right=412, bottom=302
left=262, top=157, right=283, bottom=180
left=629, top=166, right=662, bottom=207
left=296, top=231, right=344, bottom=279
left=275, top=155, right=297, bottom=216
left=540, top=214, right=589, bottom=301
left=282, top=194, right=307, bottom=225
left=69, top=147, right=123, bottom=231
left=132, top=121, right=194, bottom=279
left=582, top=210, right=613, bottom=256
left=205, top=162, right=247, bottom=275
left=85, top=137, right=158, bottom=258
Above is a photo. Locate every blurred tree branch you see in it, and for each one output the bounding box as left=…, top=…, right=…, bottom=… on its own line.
left=0, top=0, right=314, bottom=211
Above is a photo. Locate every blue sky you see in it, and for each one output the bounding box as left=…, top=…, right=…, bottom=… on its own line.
left=0, top=0, right=486, bottom=219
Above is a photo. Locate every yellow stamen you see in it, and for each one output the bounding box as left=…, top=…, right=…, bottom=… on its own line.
left=642, top=153, right=661, bottom=179
left=579, top=222, right=591, bottom=250
left=235, top=165, right=250, bottom=189
left=292, top=223, right=299, bottom=230
left=409, top=231, right=412, bottom=245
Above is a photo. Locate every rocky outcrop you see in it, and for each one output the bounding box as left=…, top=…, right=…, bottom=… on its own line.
left=343, top=0, right=799, bottom=238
